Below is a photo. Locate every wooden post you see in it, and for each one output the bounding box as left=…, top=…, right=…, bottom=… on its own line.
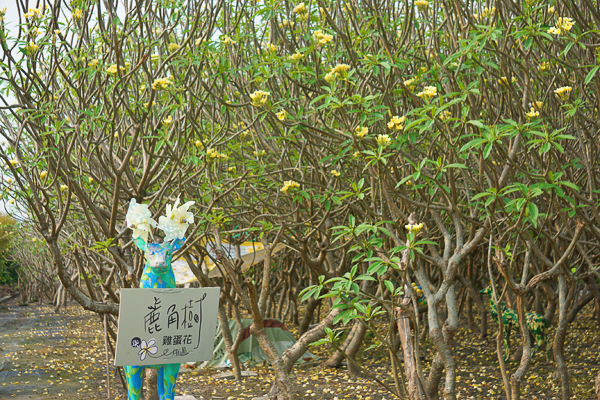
left=396, top=294, right=422, bottom=400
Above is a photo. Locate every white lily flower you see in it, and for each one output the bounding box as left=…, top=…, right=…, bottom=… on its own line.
left=126, top=198, right=158, bottom=243
left=158, top=196, right=195, bottom=242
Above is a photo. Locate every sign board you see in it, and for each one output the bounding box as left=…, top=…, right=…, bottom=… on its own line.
left=114, top=287, right=220, bottom=366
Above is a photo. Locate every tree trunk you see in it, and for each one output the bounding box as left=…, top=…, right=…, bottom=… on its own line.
left=397, top=301, right=422, bottom=400
left=554, top=274, right=571, bottom=400
left=510, top=294, right=532, bottom=400
left=145, top=368, right=159, bottom=400
left=218, top=303, right=242, bottom=380
left=322, top=322, right=358, bottom=368
left=297, top=296, right=322, bottom=336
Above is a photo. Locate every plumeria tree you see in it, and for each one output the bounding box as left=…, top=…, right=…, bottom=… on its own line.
left=2, top=0, right=600, bottom=399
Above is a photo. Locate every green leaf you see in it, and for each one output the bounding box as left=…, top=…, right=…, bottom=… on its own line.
left=384, top=280, right=394, bottom=294
left=585, top=66, right=599, bottom=85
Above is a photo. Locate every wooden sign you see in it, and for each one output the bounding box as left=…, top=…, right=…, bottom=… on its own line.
left=114, top=287, right=220, bottom=366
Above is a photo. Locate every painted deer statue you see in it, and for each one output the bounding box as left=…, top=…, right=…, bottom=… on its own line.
left=480, top=287, right=549, bottom=361
left=123, top=197, right=194, bottom=400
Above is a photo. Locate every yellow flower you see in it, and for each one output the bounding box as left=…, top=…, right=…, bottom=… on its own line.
left=376, top=134, right=391, bottom=147
left=355, top=126, right=368, bottom=139
left=144, top=101, right=156, bottom=108
left=152, top=77, right=173, bottom=90
left=88, top=59, right=99, bottom=68
left=25, top=42, right=39, bottom=54
left=88, top=177, right=95, bottom=184
left=6, top=178, right=11, bottom=184
left=535, top=101, right=543, bottom=110
left=330, top=170, right=340, bottom=177
left=24, top=7, right=42, bottom=20
left=387, top=115, right=405, bottom=131
left=554, top=86, right=572, bottom=101
left=403, top=77, right=416, bottom=88
left=195, top=140, right=203, bottom=149
left=0, top=8, right=6, bottom=22
left=8, top=199, right=14, bottom=204
left=280, top=180, right=300, bottom=193
left=416, top=86, right=437, bottom=100
left=163, top=116, right=173, bottom=126
left=289, top=52, right=304, bottom=62
left=221, top=35, right=235, bottom=45
left=60, top=184, right=67, bottom=191
left=40, top=171, right=48, bottom=180
left=293, top=2, right=308, bottom=15
left=548, top=17, right=575, bottom=35
left=106, top=64, right=125, bottom=74
left=9, top=159, right=18, bottom=167
left=279, top=20, right=294, bottom=29
left=405, top=223, right=424, bottom=234
left=206, top=148, right=220, bottom=158
left=267, top=43, right=279, bottom=52
left=415, top=0, right=429, bottom=11
left=353, top=151, right=360, bottom=158
left=250, top=90, right=270, bottom=107
left=538, top=61, right=549, bottom=71
left=548, top=6, right=555, bottom=14
left=525, top=107, right=539, bottom=119
left=332, top=64, right=351, bottom=74
left=228, top=166, right=237, bottom=173
left=324, top=72, right=336, bottom=83
left=73, top=8, right=83, bottom=20
left=168, top=43, right=180, bottom=52
left=276, top=110, right=288, bottom=121
left=439, top=110, right=452, bottom=121
left=313, top=30, right=333, bottom=47
left=254, top=150, right=266, bottom=157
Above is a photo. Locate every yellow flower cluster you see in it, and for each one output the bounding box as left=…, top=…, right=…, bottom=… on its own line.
left=313, top=30, right=333, bottom=47
left=538, top=61, right=549, bottom=71
left=195, top=140, right=203, bottom=149
left=416, top=86, right=437, bottom=100
left=548, top=17, right=575, bottom=35
left=267, top=43, right=279, bottom=52
left=206, top=148, right=228, bottom=160
left=228, top=166, right=237, bottom=173
left=25, top=41, right=39, bottom=54
left=293, top=2, right=308, bottom=17
left=388, top=115, right=405, bottom=131
left=60, top=184, right=67, bottom=192
left=473, top=7, right=495, bottom=20
left=353, top=151, right=361, bottom=158
left=281, top=180, right=300, bottom=193
left=163, top=116, right=173, bottom=126
left=525, top=107, right=539, bottom=119
left=221, top=35, right=235, bottom=46
left=325, top=64, right=350, bottom=83
left=548, top=6, right=555, bottom=14
left=279, top=20, right=294, bottom=29
left=405, top=223, right=424, bottom=234
left=439, top=110, right=452, bottom=121
left=403, top=77, right=416, bottom=88
left=88, top=59, right=99, bottom=68
left=40, top=171, right=48, bottom=180
left=330, top=170, right=340, bottom=177
left=289, top=52, right=304, bottom=62
left=152, top=77, right=173, bottom=90
left=498, top=76, right=517, bottom=85
left=415, top=0, right=429, bottom=11
left=554, top=86, right=572, bottom=101
left=377, top=134, right=391, bottom=147
left=168, top=43, right=180, bottom=52
left=106, top=64, right=127, bottom=74
left=254, top=150, right=267, bottom=157
left=355, top=126, right=368, bottom=139
left=276, top=110, right=288, bottom=121
left=0, top=8, right=6, bottom=22
left=73, top=8, right=83, bottom=20
left=250, top=90, right=270, bottom=107
left=24, top=7, right=43, bottom=20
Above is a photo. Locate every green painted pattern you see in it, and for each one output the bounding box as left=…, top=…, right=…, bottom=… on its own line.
left=481, top=287, right=549, bottom=361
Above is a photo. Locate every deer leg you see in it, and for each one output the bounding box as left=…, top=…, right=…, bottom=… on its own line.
left=124, top=365, right=144, bottom=400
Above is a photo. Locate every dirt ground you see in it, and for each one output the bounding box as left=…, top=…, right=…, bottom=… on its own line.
left=1, top=298, right=599, bottom=399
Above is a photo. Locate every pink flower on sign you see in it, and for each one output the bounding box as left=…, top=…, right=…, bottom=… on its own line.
left=138, top=339, right=158, bottom=361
